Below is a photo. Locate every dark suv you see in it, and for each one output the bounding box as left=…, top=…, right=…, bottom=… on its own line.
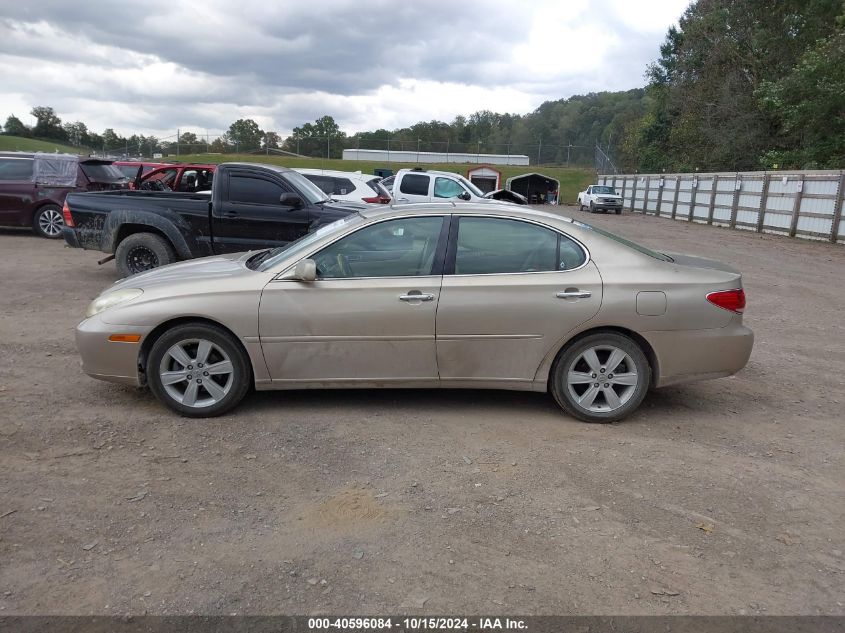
left=0, top=152, right=129, bottom=238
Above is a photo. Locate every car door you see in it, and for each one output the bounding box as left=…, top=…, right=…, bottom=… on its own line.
left=394, top=173, right=431, bottom=203
left=213, top=170, right=311, bottom=253
left=259, top=215, right=449, bottom=384
left=0, top=157, right=35, bottom=225
left=436, top=216, right=603, bottom=384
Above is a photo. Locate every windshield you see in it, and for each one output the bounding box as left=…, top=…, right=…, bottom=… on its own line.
left=255, top=214, right=363, bottom=271
left=285, top=170, right=331, bottom=203
left=592, top=186, right=617, bottom=195
left=574, top=221, right=673, bottom=262
left=458, top=175, right=484, bottom=197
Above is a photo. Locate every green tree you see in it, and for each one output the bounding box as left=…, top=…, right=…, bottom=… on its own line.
left=63, top=121, right=89, bottom=147
left=3, top=114, right=29, bottom=137
left=30, top=106, right=66, bottom=140
left=227, top=119, right=264, bottom=152
left=757, top=6, right=845, bottom=168
left=262, top=131, right=281, bottom=149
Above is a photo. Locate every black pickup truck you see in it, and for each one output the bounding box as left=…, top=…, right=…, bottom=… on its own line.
left=63, top=162, right=361, bottom=276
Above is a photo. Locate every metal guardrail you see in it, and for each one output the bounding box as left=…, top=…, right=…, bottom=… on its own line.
left=598, top=171, right=845, bottom=244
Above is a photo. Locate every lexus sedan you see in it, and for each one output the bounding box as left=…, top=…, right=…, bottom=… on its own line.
left=76, top=204, right=753, bottom=423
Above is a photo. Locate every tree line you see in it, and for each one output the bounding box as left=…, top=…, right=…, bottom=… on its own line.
left=4, top=0, right=842, bottom=171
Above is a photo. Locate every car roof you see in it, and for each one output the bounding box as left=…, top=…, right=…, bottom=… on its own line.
left=295, top=168, right=374, bottom=180
left=398, top=168, right=467, bottom=178
left=358, top=201, right=575, bottom=225
left=221, top=162, right=290, bottom=173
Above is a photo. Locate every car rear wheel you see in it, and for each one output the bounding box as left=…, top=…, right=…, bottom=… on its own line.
left=115, top=232, right=175, bottom=277
left=33, top=205, right=64, bottom=239
left=550, top=332, right=651, bottom=423
left=147, top=323, right=251, bottom=417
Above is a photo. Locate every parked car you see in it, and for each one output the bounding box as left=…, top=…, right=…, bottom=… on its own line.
left=0, top=152, right=128, bottom=238
left=114, top=161, right=172, bottom=188
left=380, top=175, right=395, bottom=194
left=577, top=185, right=623, bottom=214
left=74, top=203, right=753, bottom=422
left=391, top=168, right=524, bottom=204
left=139, top=164, right=217, bottom=192
left=295, top=168, right=391, bottom=204
left=62, top=162, right=362, bottom=277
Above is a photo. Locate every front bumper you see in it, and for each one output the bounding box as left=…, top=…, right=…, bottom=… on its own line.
left=75, top=314, right=154, bottom=386
left=643, top=321, right=754, bottom=388
left=592, top=201, right=623, bottom=210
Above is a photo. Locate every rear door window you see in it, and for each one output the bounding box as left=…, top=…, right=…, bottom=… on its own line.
left=399, top=174, right=430, bottom=196
left=452, top=217, right=586, bottom=274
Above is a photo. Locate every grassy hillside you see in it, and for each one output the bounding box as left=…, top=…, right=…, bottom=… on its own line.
left=0, top=135, right=86, bottom=154
left=174, top=153, right=594, bottom=203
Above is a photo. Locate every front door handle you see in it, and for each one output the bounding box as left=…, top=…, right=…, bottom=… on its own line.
left=396, top=197, right=409, bottom=203
left=399, top=292, right=435, bottom=302
left=556, top=290, right=592, bottom=299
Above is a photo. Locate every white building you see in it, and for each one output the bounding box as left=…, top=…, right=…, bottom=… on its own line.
left=342, top=148, right=529, bottom=166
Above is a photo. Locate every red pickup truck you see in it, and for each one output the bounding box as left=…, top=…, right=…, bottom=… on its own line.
left=0, top=152, right=128, bottom=238
left=139, top=164, right=217, bottom=192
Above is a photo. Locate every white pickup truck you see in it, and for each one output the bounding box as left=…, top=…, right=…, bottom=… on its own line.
left=391, top=168, right=526, bottom=205
left=577, top=185, right=623, bottom=214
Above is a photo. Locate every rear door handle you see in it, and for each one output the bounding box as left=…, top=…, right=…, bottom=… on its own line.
left=556, top=290, right=591, bottom=299
left=399, top=293, right=435, bottom=302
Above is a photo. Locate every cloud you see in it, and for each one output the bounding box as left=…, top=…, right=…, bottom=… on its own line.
left=0, top=0, right=690, bottom=137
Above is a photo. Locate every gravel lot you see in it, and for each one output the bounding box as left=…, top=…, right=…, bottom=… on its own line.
left=0, top=208, right=843, bottom=616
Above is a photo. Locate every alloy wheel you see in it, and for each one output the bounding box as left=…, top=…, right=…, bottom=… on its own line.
left=39, top=208, right=64, bottom=237
left=566, top=345, right=639, bottom=413
left=158, top=338, right=234, bottom=408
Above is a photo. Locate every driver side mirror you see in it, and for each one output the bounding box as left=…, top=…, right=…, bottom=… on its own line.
left=293, top=259, right=317, bottom=282
left=458, top=191, right=471, bottom=201
left=279, top=192, right=303, bottom=209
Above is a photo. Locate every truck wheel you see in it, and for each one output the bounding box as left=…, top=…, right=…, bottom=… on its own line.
left=115, top=232, right=175, bottom=277
left=615, top=208, right=622, bottom=215
left=578, top=200, right=584, bottom=211
left=589, top=202, right=596, bottom=213
left=33, top=205, right=64, bottom=239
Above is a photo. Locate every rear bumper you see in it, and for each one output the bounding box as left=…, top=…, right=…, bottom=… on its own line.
left=62, top=227, right=81, bottom=249
left=75, top=314, right=153, bottom=386
left=643, top=321, right=754, bottom=388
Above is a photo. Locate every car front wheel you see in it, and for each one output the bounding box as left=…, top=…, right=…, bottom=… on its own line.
left=147, top=323, right=251, bottom=417
left=33, top=205, right=64, bottom=238
left=550, top=332, right=651, bottom=423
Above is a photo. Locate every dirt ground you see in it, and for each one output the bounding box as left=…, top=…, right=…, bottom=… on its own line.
left=0, top=207, right=843, bottom=616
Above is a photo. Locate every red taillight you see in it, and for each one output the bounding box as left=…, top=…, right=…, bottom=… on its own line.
left=362, top=195, right=391, bottom=204
left=707, top=288, right=745, bottom=313
left=62, top=201, right=75, bottom=228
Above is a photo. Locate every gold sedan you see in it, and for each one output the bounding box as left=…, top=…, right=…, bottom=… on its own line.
left=76, top=204, right=753, bottom=422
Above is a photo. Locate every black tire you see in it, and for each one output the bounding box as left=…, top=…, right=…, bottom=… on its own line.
left=33, top=204, right=64, bottom=239
left=589, top=202, right=596, bottom=213
left=615, top=208, right=622, bottom=215
left=578, top=200, right=584, bottom=211
left=115, top=232, right=175, bottom=277
left=147, top=323, right=251, bottom=417
left=549, top=332, right=651, bottom=423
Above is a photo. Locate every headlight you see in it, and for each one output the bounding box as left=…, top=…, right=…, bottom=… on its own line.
left=85, top=289, right=144, bottom=318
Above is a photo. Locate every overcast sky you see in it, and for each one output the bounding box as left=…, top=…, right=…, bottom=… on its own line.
left=0, top=0, right=690, bottom=139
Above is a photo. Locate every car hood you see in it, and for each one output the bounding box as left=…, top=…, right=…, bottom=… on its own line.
left=108, top=252, right=254, bottom=294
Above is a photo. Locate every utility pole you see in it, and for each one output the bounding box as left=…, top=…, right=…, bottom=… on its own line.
left=327, top=134, right=330, bottom=160
left=417, top=138, right=421, bottom=164
left=566, top=143, right=572, bottom=167
left=477, top=140, right=481, bottom=164
left=176, top=129, right=180, bottom=156
left=537, top=136, right=542, bottom=166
